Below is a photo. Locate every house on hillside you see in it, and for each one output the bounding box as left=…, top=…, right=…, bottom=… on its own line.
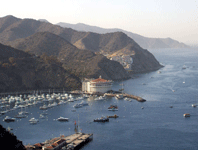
left=82, top=76, right=113, bottom=94
left=109, top=55, right=133, bottom=70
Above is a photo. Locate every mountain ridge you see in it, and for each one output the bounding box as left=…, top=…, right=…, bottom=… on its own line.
left=0, top=15, right=163, bottom=77
left=57, top=22, right=189, bottom=49
left=6, top=31, right=131, bottom=80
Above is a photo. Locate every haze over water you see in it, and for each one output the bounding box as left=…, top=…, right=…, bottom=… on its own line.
left=1, top=48, right=198, bottom=149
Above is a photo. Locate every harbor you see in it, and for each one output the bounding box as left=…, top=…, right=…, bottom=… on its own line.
left=0, top=48, right=198, bottom=150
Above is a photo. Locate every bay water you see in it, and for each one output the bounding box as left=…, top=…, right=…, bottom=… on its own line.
left=1, top=48, right=198, bottom=150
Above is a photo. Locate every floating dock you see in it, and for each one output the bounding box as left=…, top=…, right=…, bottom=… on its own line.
left=25, top=133, right=93, bottom=150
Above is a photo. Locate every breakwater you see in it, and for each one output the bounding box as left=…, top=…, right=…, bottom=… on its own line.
left=104, top=93, right=146, bottom=102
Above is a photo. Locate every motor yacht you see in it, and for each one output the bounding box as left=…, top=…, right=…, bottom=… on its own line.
left=94, top=116, right=109, bottom=122
left=3, top=116, right=16, bottom=122
left=57, top=117, right=69, bottom=121
left=29, top=118, right=39, bottom=124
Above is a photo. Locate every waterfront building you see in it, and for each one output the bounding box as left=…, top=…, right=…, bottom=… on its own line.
left=82, top=76, right=113, bottom=94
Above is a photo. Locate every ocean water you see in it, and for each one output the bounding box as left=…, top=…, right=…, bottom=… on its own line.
left=1, top=48, right=198, bottom=150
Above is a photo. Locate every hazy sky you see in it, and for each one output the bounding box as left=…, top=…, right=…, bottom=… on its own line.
left=1, top=0, right=198, bottom=44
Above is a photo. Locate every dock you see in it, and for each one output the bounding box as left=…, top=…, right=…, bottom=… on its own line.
left=104, top=93, right=146, bottom=102
left=25, top=133, right=93, bottom=150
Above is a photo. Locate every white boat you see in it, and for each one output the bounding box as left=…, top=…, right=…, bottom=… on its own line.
left=94, top=96, right=105, bottom=101
left=39, top=114, right=45, bottom=119
left=3, top=116, right=16, bottom=122
left=73, top=103, right=82, bottom=108
left=29, top=118, right=39, bottom=124
left=80, top=101, right=89, bottom=106
left=94, top=116, right=109, bottom=122
left=182, top=65, right=186, bottom=69
left=115, top=94, right=124, bottom=100
left=68, top=98, right=74, bottom=102
left=15, top=111, right=27, bottom=118
left=39, top=105, right=48, bottom=110
left=57, top=117, right=69, bottom=121
left=192, top=104, right=197, bottom=107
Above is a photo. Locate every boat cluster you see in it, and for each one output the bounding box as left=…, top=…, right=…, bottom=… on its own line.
left=0, top=92, right=89, bottom=124
left=0, top=93, right=89, bottom=115
left=94, top=105, right=119, bottom=123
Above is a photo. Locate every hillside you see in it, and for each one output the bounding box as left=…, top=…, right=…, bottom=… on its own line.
left=7, top=32, right=130, bottom=80
left=0, top=15, right=162, bottom=75
left=72, top=31, right=162, bottom=73
left=57, top=22, right=189, bottom=49
left=0, top=43, right=81, bottom=92
left=0, top=125, right=26, bottom=150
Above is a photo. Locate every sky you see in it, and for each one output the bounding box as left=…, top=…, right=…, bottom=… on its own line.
left=1, top=0, right=198, bottom=45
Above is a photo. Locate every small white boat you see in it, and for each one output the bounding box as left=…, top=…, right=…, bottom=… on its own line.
left=80, top=101, right=89, bottom=106
left=73, top=103, right=82, bottom=108
left=192, top=104, right=197, bottom=107
left=183, top=113, right=190, bottom=117
left=29, top=118, right=39, bottom=124
left=94, top=116, right=109, bottom=122
left=57, top=117, right=69, bottom=121
left=39, top=114, right=45, bottom=119
left=94, top=96, right=105, bottom=101
left=115, top=94, right=124, bottom=100
left=3, top=116, right=16, bottom=122
left=15, top=112, right=27, bottom=118
left=39, top=105, right=48, bottom=110
left=68, top=98, right=74, bottom=102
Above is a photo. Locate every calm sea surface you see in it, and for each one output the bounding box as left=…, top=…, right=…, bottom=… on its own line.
left=1, top=48, right=198, bottom=150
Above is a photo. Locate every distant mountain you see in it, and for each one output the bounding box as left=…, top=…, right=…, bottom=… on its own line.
left=38, top=19, right=50, bottom=23
left=57, top=22, right=189, bottom=49
left=0, top=15, right=162, bottom=76
left=0, top=42, right=81, bottom=92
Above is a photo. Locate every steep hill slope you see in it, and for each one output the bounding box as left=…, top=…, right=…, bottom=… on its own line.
left=72, top=31, right=162, bottom=73
left=0, top=125, right=26, bottom=150
left=57, top=22, right=189, bottom=49
left=7, top=32, right=130, bottom=80
left=0, top=43, right=81, bottom=92
left=0, top=15, right=162, bottom=74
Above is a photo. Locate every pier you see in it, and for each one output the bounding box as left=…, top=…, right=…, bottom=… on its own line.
left=104, top=93, right=146, bottom=102
left=25, top=133, right=93, bottom=150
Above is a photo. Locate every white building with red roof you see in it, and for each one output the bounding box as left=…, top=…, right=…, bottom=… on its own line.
left=82, top=76, right=113, bottom=94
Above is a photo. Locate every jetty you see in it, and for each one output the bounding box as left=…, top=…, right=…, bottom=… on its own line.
left=104, top=93, right=146, bottom=102
left=25, top=133, right=93, bottom=150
